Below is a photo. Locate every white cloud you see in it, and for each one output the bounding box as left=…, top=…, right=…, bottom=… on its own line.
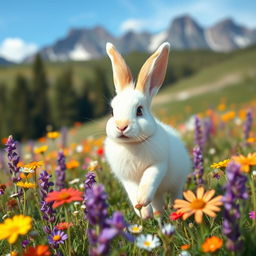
left=0, top=38, right=38, bottom=62
left=120, top=19, right=147, bottom=32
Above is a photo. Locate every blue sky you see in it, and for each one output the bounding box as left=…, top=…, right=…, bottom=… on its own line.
left=0, top=0, right=255, bottom=61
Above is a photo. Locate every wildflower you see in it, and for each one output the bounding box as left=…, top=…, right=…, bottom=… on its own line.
left=24, top=161, right=43, bottom=170
left=128, top=224, right=143, bottom=234
left=0, top=215, right=32, bottom=244
left=45, top=188, right=83, bottom=208
left=136, top=234, right=160, bottom=251
left=210, top=159, right=230, bottom=169
left=0, top=184, right=6, bottom=195
left=23, top=245, right=51, bottom=256
left=222, top=162, right=247, bottom=251
left=47, top=131, right=60, bottom=140
left=20, top=167, right=35, bottom=174
left=69, top=178, right=80, bottom=185
left=221, top=111, right=235, bottom=122
left=48, top=229, right=68, bottom=247
left=193, top=146, right=204, bottom=185
left=56, top=222, right=73, bottom=230
left=55, top=151, right=66, bottom=190
left=161, top=223, right=175, bottom=237
left=249, top=211, right=256, bottom=219
left=247, top=137, right=256, bottom=143
left=169, top=211, right=184, bottom=221
left=96, top=147, right=104, bottom=156
left=6, top=199, right=18, bottom=209
left=181, top=244, right=190, bottom=250
left=16, top=181, right=36, bottom=189
left=202, top=236, right=223, bottom=253
left=243, top=109, right=253, bottom=142
left=178, top=251, right=191, bottom=256
left=88, top=160, right=99, bottom=171
left=5, top=135, right=21, bottom=182
left=39, top=171, right=55, bottom=223
left=66, top=159, right=79, bottom=170
left=194, top=115, right=203, bottom=149
left=73, top=210, right=79, bottom=215
left=34, top=145, right=48, bottom=154
left=174, top=187, right=223, bottom=224
left=232, top=152, right=256, bottom=173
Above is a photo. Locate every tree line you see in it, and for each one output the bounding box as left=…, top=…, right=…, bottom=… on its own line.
left=0, top=54, right=111, bottom=141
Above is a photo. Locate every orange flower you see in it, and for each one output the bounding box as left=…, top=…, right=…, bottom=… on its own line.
left=1, top=137, right=8, bottom=145
left=221, top=111, right=235, bottom=122
left=56, top=222, right=73, bottom=230
left=66, top=160, right=79, bottom=170
left=23, top=245, right=51, bottom=256
left=232, top=153, right=256, bottom=172
left=174, top=187, right=223, bottom=224
left=38, top=137, right=47, bottom=143
left=247, top=137, right=256, bottom=144
left=181, top=244, right=190, bottom=250
left=24, top=161, right=43, bottom=170
left=202, top=236, right=223, bottom=252
left=45, top=188, right=83, bottom=208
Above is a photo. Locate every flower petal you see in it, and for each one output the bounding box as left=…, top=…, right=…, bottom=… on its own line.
left=196, top=187, right=205, bottom=199
left=194, top=210, right=203, bottom=223
left=203, top=190, right=215, bottom=202
left=183, top=191, right=196, bottom=202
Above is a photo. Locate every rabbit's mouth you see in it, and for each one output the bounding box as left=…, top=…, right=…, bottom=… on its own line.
left=119, top=135, right=129, bottom=139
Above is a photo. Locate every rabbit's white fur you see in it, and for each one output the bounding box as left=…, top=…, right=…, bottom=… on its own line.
left=104, top=42, right=191, bottom=218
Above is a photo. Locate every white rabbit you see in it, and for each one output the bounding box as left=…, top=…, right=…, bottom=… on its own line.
left=104, top=42, right=191, bottom=219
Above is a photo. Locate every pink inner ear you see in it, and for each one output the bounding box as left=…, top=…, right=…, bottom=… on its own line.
left=149, top=47, right=169, bottom=94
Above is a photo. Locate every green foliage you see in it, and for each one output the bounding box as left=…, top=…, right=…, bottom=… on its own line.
left=30, top=54, right=51, bottom=138
left=52, top=68, right=78, bottom=128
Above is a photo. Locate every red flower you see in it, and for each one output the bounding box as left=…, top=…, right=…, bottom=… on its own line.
left=45, top=188, right=83, bottom=208
left=56, top=222, right=73, bottom=230
left=169, top=211, right=184, bottom=221
left=23, top=245, right=51, bottom=256
left=96, top=147, right=104, bottom=156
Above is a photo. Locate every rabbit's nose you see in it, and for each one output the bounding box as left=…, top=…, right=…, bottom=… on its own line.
left=115, top=120, right=129, bottom=132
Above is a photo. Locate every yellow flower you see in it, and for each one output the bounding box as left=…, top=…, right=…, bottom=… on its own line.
left=34, top=145, right=48, bottom=154
left=174, top=187, right=223, bottom=224
left=0, top=215, right=32, bottom=244
left=24, top=161, right=44, bottom=170
left=47, top=131, right=60, bottom=139
left=232, top=153, right=256, bottom=173
left=210, top=159, right=230, bottom=169
left=218, top=103, right=226, bottom=111
left=16, top=181, right=36, bottom=189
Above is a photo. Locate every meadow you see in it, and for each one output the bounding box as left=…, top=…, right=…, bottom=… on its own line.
left=0, top=45, right=256, bottom=255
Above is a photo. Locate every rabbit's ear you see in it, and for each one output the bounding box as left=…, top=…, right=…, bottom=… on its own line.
left=106, top=42, right=133, bottom=93
left=136, top=42, right=170, bottom=97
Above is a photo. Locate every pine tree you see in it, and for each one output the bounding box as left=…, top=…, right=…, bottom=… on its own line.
left=9, top=75, right=32, bottom=140
left=77, top=79, right=93, bottom=123
left=0, top=82, right=8, bottom=139
left=31, top=54, right=50, bottom=138
left=53, top=68, right=78, bottom=128
left=90, top=66, right=112, bottom=118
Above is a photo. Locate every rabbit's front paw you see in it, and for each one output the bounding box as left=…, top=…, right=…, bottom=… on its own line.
left=137, top=185, right=153, bottom=207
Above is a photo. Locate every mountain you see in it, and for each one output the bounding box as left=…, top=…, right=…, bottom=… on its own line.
left=205, top=18, right=255, bottom=51
left=25, top=15, right=256, bottom=62
left=0, top=56, right=14, bottom=66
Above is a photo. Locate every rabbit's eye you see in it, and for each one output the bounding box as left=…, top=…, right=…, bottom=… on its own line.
left=136, top=106, right=143, bottom=117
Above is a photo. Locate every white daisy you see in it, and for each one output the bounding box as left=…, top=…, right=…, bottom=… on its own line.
left=136, top=234, right=160, bottom=251
left=178, top=251, right=191, bottom=256
left=128, top=224, right=143, bottom=234
left=20, top=167, right=34, bottom=174
left=161, top=223, right=175, bottom=237
left=69, top=178, right=80, bottom=185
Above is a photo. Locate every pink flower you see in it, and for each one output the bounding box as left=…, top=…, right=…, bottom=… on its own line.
left=249, top=211, right=256, bottom=219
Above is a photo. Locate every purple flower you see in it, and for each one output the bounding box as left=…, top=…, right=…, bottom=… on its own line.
left=194, top=116, right=203, bottom=150
left=85, top=184, right=132, bottom=255
left=203, top=118, right=212, bottom=146
left=249, top=211, right=256, bottom=219
left=48, top=229, right=68, bottom=248
left=85, top=172, right=96, bottom=190
left=222, top=162, right=248, bottom=252
left=22, top=239, right=30, bottom=248
left=5, top=135, right=21, bottom=182
left=192, top=146, right=204, bottom=185
left=243, top=109, right=253, bottom=142
left=39, top=170, right=55, bottom=223
left=55, top=151, right=66, bottom=190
